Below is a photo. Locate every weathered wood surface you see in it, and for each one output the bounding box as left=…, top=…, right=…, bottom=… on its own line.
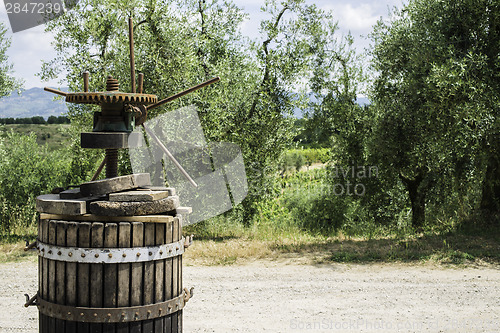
left=138, top=186, right=176, bottom=196
left=38, top=218, right=183, bottom=333
left=36, top=194, right=91, bottom=215
left=90, top=222, right=104, bottom=333
left=59, top=188, right=82, bottom=199
left=80, top=173, right=151, bottom=197
left=77, top=222, right=91, bottom=332
left=89, top=196, right=180, bottom=216
left=39, top=213, right=174, bottom=224
left=109, top=190, right=170, bottom=202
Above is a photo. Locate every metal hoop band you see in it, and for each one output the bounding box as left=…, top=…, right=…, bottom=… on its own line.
left=37, top=293, right=186, bottom=323
left=37, top=238, right=184, bottom=263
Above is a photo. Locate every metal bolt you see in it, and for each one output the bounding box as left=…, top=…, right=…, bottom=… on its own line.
left=107, top=313, right=111, bottom=318
left=68, top=252, right=73, bottom=257
left=94, top=313, right=97, bottom=317
left=122, top=253, right=127, bottom=258
left=80, top=313, right=84, bottom=317
left=57, top=251, right=62, bottom=256
left=176, top=247, right=179, bottom=251
left=159, top=251, right=163, bottom=255
left=149, top=252, right=152, bottom=256
left=169, top=249, right=172, bottom=253
left=41, top=248, right=45, bottom=252
left=122, top=312, right=126, bottom=317
left=68, top=312, right=71, bottom=316
left=95, top=253, right=99, bottom=258
left=108, top=253, right=113, bottom=258
left=147, top=310, right=151, bottom=317
left=159, top=308, right=163, bottom=313
left=136, top=252, right=141, bottom=257
left=81, top=253, right=86, bottom=258
left=48, top=250, right=52, bottom=254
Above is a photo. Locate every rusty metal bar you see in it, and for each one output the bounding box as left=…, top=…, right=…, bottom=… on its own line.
left=146, top=77, right=220, bottom=111
left=138, top=73, right=144, bottom=93
left=37, top=291, right=188, bottom=323
left=129, top=17, right=136, bottom=93
left=82, top=71, right=89, bottom=92
left=44, top=87, right=67, bottom=97
left=91, top=156, right=107, bottom=181
left=24, top=240, right=37, bottom=251
left=24, top=293, right=38, bottom=307
left=141, top=124, right=198, bottom=188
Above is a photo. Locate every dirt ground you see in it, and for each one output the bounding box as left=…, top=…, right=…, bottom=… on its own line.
left=0, top=259, right=499, bottom=333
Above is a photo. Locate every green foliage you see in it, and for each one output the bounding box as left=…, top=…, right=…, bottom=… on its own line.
left=0, top=131, right=72, bottom=233
left=280, top=148, right=329, bottom=174
left=0, top=116, right=69, bottom=125
left=40, top=0, right=344, bottom=224
left=369, top=0, right=499, bottom=228
left=0, top=22, right=22, bottom=98
left=0, top=124, right=72, bottom=151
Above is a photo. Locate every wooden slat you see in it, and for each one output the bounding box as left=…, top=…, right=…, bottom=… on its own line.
left=172, top=217, right=179, bottom=332
left=39, top=219, right=48, bottom=332
left=117, top=222, right=131, bottom=333
left=48, top=220, right=57, bottom=332
left=78, top=222, right=91, bottom=333
left=177, top=217, right=183, bottom=333
left=130, top=222, right=143, bottom=333
left=37, top=218, right=42, bottom=332
left=90, top=222, right=104, bottom=333
left=38, top=218, right=42, bottom=298
left=165, top=220, right=173, bottom=331
left=154, top=223, right=165, bottom=333
left=65, top=222, right=78, bottom=333
left=103, top=223, right=118, bottom=333
left=40, top=213, right=174, bottom=224
left=142, top=222, right=155, bottom=332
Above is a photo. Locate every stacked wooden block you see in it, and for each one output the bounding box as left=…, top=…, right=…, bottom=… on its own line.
left=36, top=173, right=192, bottom=218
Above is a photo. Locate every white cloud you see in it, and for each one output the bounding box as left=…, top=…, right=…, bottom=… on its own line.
left=7, top=25, right=61, bottom=88
left=1, top=5, right=62, bottom=88
left=0, top=0, right=405, bottom=88
left=324, top=3, right=380, bottom=33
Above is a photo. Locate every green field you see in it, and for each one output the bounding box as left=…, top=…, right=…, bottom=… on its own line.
left=0, top=124, right=72, bottom=150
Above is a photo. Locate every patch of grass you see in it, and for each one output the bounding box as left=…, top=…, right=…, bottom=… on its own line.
left=0, top=222, right=38, bottom=263
left=182, top=222, right=500, bottom=266
left=0, top=242, right=37, bottom=263
left=184, top=238, right=272, bottom=265
left=0, top=124, right=71, bottom=150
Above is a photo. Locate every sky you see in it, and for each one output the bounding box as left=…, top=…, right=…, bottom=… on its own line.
left=0, top=0, right=404, bottom=89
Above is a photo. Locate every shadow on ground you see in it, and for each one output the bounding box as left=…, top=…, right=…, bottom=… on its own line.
left=273, top=225, right=500, bottom=265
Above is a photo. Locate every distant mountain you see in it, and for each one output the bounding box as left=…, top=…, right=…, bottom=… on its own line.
left=0, top=87, right=372, bottom=120
left=0, top=87, right=69, bottom=119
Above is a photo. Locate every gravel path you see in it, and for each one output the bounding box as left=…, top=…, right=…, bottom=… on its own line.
left=1, top=260, right=499, bottom=332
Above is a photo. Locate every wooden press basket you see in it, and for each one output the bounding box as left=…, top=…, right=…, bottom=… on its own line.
left=36, top=213, right=184, bottom=333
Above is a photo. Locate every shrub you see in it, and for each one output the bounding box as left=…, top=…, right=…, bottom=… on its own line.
left=0, top=131, right=71, bottom=234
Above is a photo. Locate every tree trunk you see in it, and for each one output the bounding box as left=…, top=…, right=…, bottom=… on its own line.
left=400, top=172, right=426, bottom=230
left=480, top=153, right=500, bottom=212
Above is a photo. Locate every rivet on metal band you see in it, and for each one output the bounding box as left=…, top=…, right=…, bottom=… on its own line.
left=37, top=238, right=185, bottom=263
left=37, top=292, right=187, bottom=323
